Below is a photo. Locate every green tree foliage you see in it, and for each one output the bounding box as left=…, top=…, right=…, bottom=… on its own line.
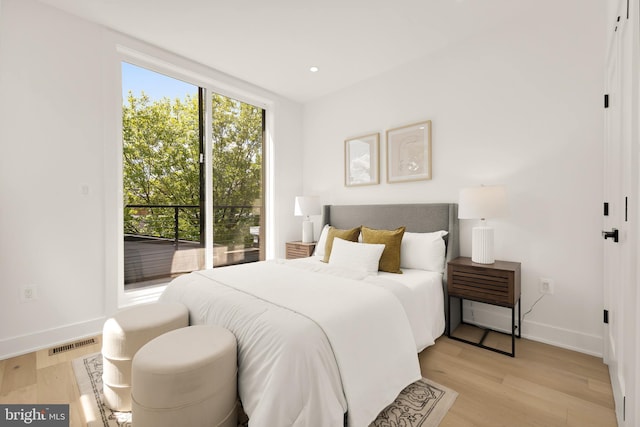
left=123, top=91, right=262, bottom=247
left=211, top=93, right=263, bottom=247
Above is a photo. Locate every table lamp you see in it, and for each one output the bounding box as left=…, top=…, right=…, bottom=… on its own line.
left=294, top=196, right=321, bottom=243
left=458, top=185, right=507, bottom=264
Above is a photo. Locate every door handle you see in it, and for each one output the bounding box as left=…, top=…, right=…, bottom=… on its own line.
left=602, top=228, right=619, bottom=242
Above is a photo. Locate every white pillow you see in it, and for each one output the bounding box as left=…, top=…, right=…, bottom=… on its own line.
left=313, top=224, right=330, bottom=257
left=400, top=230, right=448, bottom=272
left=328, top=238, right=385, bottom=274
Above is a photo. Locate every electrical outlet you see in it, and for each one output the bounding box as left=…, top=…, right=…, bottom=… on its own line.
left=20, top=284, right=38, bottom=302
left=539, top=278, right=554, bottom=295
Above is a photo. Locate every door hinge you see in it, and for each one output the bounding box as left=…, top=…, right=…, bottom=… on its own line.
left=604, top=309, right=609, bottom=324
left=604, top=94, right=609, bottom=108
left=199, top=153, right=204, bottom=164
left=604, top=202, right=609, bottom=216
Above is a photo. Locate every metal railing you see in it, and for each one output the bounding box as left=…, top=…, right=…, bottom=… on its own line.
left=126, top=204, right=200, bottom=248
left=124, top=204, right=261, bottom=249
left=123, top=203, right=262, bottom=285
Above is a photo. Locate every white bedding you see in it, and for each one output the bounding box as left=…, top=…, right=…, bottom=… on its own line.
left=160, top=259, right=444, bottom=427
left=378, top=266, right=446, bottom=351
left=290, top=256, right=445, bottom=352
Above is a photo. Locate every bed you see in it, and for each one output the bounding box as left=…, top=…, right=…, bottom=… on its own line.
left=159, top=203, right=459, bottom=427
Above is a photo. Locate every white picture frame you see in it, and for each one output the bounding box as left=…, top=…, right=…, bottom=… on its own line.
left=386, top=121, right=432, bottom=183
left=344, top=133, right=380, bottom=187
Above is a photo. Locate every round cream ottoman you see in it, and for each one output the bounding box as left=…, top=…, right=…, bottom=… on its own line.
left=131, top=325, right=238, bottom=427
left=102, top=302, right=189, bottom=411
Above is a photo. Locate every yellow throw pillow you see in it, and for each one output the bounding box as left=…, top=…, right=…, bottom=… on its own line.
left=322, top=226, right=361, bottom=263
left=361, top=226, right=406, bottom=274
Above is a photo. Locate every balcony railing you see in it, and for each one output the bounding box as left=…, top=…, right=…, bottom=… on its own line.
left=126, top=204, right=200, bottom=249
left=124, top=204, right=262, bottom=286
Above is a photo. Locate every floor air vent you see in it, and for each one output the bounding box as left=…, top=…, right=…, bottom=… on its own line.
left=48, top=338, right=96, bottom=356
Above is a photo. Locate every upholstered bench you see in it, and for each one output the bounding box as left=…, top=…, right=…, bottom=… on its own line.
left=101, top=302, right=189, bottom=411
left=131, top=325, right=238, bottom=427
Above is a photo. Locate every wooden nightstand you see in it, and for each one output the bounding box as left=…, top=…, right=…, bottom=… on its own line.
left=285, top=241, right=316, bottom=259
left=447, top=256, right=521, bottom=357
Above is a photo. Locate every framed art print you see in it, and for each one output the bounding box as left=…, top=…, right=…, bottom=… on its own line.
left=386, top=120, right=432, bottom=183
left=344, top=133, right=379, bottom=187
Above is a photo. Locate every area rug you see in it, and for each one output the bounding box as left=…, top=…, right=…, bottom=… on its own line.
left=73, top=352, right=457, bottom=427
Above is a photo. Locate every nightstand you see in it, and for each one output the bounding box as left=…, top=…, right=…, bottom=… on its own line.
left=285, top=241, right=316, bottom=259
left=447, top=256, right=521, bottom=357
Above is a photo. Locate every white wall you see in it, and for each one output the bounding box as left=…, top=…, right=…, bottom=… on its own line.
left=0, top=0, right=303, bottom=358
left=303, top=0, right=607, bottom=355
left=0, top=0, right=608, bottom=358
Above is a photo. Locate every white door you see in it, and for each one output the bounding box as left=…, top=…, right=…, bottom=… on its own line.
left=603, top=1, right=637, bottom=425
left=603, top=17, right=624, bottom=421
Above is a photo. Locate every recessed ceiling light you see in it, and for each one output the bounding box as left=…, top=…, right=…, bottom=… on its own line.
left=309, top=66, right=319, bottom=73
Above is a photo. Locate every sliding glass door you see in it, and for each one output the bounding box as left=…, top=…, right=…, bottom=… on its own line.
left=211, top=94, right=265, bottom=266
left=121, top=62, right=264, bottom=290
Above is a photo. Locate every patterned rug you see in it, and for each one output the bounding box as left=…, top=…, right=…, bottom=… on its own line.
left=73, top=352, right=457, bottom=427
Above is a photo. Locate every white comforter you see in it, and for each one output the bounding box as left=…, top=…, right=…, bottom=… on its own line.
left=160, top=260, right=422, bottom=427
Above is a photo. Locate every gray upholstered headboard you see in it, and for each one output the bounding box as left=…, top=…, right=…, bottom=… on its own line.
left=322, top=203, right=459, bottom=263
left=322, top=203, right=460, bottom=333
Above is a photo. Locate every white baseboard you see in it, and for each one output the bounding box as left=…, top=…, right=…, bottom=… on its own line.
left=462, top=302, right=603, bottom=357
left=0, top=317, right=105, bottom=360
left=0, top=287, right=166, bottom=360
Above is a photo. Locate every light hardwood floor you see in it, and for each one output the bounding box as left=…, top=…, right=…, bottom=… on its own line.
left=422, top=331, right=618, bottom=427
left=0, top=336, right=103, bottom=427
left=0, top=333, right=617, bottom=427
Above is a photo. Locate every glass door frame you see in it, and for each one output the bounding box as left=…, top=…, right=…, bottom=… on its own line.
left=113, top=45, right=270, bottom=309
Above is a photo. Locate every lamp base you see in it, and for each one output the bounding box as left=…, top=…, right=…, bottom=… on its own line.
left=302, top=220, right=314, bottom=243
left=471, top=226, right=494, bottom=264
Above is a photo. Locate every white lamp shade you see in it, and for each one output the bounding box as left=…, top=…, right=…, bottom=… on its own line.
left=458, top=186, right=507, bottom=220
left=294, top=196, right=321, bottom=217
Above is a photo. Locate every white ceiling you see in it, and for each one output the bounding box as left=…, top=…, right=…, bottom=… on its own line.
left=38, top=0, right=534, bottom=103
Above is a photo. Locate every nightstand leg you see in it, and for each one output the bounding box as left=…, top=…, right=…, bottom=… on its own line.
left=517, top=298, right=522, bottom=338
left=511, top=305, right=516, bottom=357
left=447, top=296, right=451, bottom=337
